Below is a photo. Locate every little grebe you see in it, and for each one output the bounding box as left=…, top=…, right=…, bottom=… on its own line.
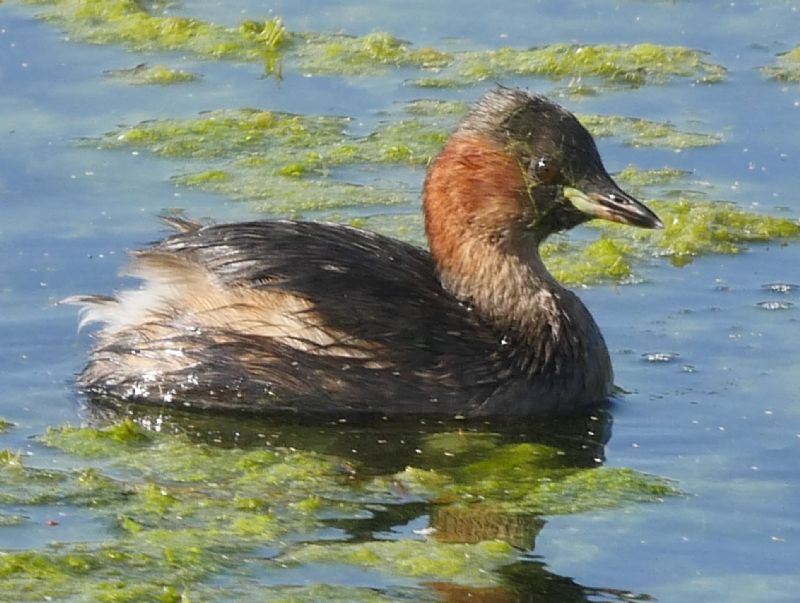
left=69, top=88, right=662, bottom=417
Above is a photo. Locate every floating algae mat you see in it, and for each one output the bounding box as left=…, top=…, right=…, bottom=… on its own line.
left=86, top=104, right=800, bottom=284
left=546, top=198, right=800, bottom=283
left=20, top=0, right=291, bottom=63
left=89, top=107, right=452, bottom=212
left=762, top=46, right=800, bottom=83
left=20, top=0, right=726, bottom=87
left=577, top=114, right=722, bottom=149
left=415, top=42, right=727, bottom=88
left=0, top=416, right=676, bottom=601
left=103, top=63, right=201, bottom=86
left=293, top=30, right=453, bottom=76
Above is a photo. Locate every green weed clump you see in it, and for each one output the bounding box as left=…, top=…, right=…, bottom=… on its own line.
left=763, top=46, right=800, bottom=82
left=455, top=43, right=727, bottom=86
left=296, top=31, right=453, bottom=75
left=645, top=199, right=800, bottom=265
left=104, top=63, right=200, bottom=85
left=579, top=114, right=722, bottom=148
left=24, top=0, right=290, bottom=65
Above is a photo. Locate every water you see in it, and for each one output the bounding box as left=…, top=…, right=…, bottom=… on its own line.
left=1, top=1, right=800, bottom=601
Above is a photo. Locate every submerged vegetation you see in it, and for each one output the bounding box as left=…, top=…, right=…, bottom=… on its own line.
left=0, top=417, right=676, bottom=600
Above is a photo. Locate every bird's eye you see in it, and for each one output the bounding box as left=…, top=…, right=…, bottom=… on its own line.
left=532, top=157, right=561, bottom=184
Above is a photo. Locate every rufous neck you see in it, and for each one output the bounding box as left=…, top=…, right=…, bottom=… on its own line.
left=424, top=133, right=566, bottom=332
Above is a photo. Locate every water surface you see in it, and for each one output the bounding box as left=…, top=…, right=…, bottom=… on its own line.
left=1, top=1, right=799, bottom=601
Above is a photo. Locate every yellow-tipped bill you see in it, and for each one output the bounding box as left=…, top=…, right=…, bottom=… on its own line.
left=564, top=186, right=663, bottom=229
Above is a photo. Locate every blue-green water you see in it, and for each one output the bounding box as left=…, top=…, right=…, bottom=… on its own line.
left=1, top=1, right=799, bottom=601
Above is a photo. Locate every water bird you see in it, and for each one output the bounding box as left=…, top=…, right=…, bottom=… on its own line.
left=67, top=87, right=662, bottom=417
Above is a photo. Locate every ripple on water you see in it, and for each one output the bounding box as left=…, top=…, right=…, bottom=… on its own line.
left=761, top=282, right=798, bottom=294
left=756, top=300, right=795, bottom=311
left=641, top=352, right=680, bottom=363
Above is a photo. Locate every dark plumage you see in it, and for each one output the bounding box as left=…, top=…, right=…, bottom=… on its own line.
left=68, top=88, right=661, bottom=417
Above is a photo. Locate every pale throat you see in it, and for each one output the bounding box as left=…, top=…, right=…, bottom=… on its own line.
left=436, top=232, right=574, bottom=347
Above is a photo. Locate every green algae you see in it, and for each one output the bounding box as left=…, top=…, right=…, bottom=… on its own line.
left=561, top=199, right=800, bottom=278
left=0, top=423, right=350, bottom=601
left=545, top=237, right=637, bottom=286
left=21, top=2, right=790, bottom=285
left=0, top=544, right=211, bottom=601
left=0, top=513, right=25, bottom=527
left=287, top=539, right=516, bottom=588
left=614, top=165, right=691, bottom=189
left=332, top=197, right=800, bottom=286
left=90, top=105, right=716, bottom=218
left=1, top=466, right=125, bottom=509
left=0, top=550, right=101, bottom=599
left=174, top=169, right=231, bottom=186
left=104, top=63, right=200, bottom=85
left=23, top=0, right=290, bottom=70
left=19, top=1, right=725, bottom=89
left=410, top=42, right=727, bottom=89
left=0, top=417, right=678, bottom=601
left=239, top=16, right=289, bottom=52
left=412, top=77, right=467, bottom=89
left=360, top=119, right=449, bottom=166
left=404, top=99, right=469, bottom=117
left=0, top=448, right=22, bottom=464
left=451, top=43, right=726, bottom=87
left=295, top=31, right=453, bottom=75
left=418, top=430, right=502, bottom=458
left=550, top=199, right=800, bottom=281
left=43, top=418, right=151, bottom=457
left=534, top=467, right=675, bottom=514
left=97, top=109, right=351, bottom=160
left=94, top=107, right=715, bottom=171
left=763, top=46, right=800, bottom=82
left=380, top=435, right=678, bottom=515
left=579, top=114, right=722, bottom=149
left=92, top=108, right=429, bottom=211
left=94, top=108, right=452, bottom=166
left=176, top=167, right=408, bottom=213
left=92, top=109, right=448, bottom=211
left=1, top=448, right=129, bottom=508
left=66, top=21, right=756, bottom=281
left=243, top=584, right=407, bottom=603
left=638, top=199, right=800, bottom=265
left=0, top=417, right=13, bottom=433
